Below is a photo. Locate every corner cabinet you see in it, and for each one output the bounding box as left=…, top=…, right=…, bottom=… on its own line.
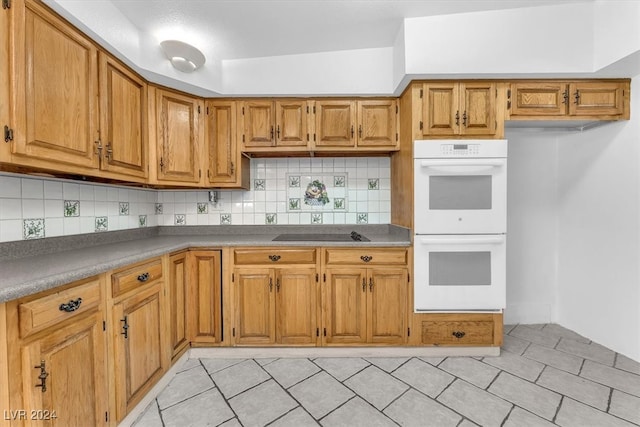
left=4, top=276, right=109, bottom=426
left=205, top=100, right=250, bottom=189
left=167, top=251, right=189, bottom=361
left=507, top=80, right=630, bottom=119
left=187, top=250, right=223, bottom=345
left=152, top=87, right=204, bottom=186
left=322, top=248, right=409, bottom=345
left=232, top=248, right=320, bottom=346
left=418, top=82, right=498, bottom=138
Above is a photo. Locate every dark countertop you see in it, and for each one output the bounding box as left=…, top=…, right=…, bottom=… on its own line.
left=0, top=225, right=411, bottom=303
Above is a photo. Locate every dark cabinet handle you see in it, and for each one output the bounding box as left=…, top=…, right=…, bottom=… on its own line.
left=574, top=90, right=581, bottom=104
left=269, top=277, right=273, bottom=292
left=121, top=316, right=129, bottom=339
left=137, top=272, right=150, bottom=282
left=276, top=278, right=281, bottom=292
left=462, top=111, right=467, bottom=127
left=59, top=297, right=83, bottom=312
left=277, top=125, right=280, bottom=139
left=269, top=255, right=281, bottom=262
left=369, top=277, right=373, bottom=292
left=562, top=90, right=569, bottom=105
left=34, top=360, right=48, bottom=392
left=270, top=126, right=274, bottom=140
left=452, top=331, right=466, bottom=339
left=358, top=125, right=362, bottom=138
left=360, top=255, right=372, bottom=263
left=351, top=125, right=354, bottom=138
left=455, top=110, right=460, bottom=126
left=362, top=278, right=366, bottom=292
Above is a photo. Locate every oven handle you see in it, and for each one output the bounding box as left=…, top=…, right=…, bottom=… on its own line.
left=416, top=235, right=505, bottom=245
left=419, top=159, right=505, bottom=172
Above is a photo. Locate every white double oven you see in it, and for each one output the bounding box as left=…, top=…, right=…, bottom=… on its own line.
left=413, top=140, right=507, bottom=311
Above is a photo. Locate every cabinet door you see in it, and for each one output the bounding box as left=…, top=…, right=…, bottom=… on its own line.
left=9, top=0, right=99, bottom=169
left=368, top=268, right=407, bottom=344
left=99, top=53, right=148, bottom=179
left=569, top=82, right=626, bottom=116
left=510, top=82, right=568, bottom=116
left=188, top=250, right=222, bottom=345
left=21, top=311, right=107, bottom=427
left=156, top=89, right=202, bottom=183
left=168, top=252, right=188, bottom=359
left=357, top=100, right=397, bottom=147
left=421, top=83, right=459, bottom=136
left=112, top=284, right=164, bottom=420
left=235, top=269, right=275, bottom=345
left=276, top=100, right=308, bottom=147
left=460, top=83, right=497, bottom=136
left=314, top=100, right=356, bottom=147
left=206, top=101, right=239, bottom=184
left=242, top=100, right=274, bottom=147
left=276, top=268, right=317, bottom=345
left=323, top=268, right=367, bottom=344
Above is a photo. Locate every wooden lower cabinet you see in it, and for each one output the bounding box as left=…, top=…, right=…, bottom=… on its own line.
left=187, top=250, right=222, bottom=345
left=4, top=276, right=109, bottom=426
left=234, top=267, right=318, bottom=346
left=323, top=267, right=408, bottom=345
left=109, top=258, right=167, bottom=422
left=167, top=251, right=188, bottom=360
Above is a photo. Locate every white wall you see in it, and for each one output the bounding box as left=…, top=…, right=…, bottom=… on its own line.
left=505, top=131, right=559, bottom=325
left=556, top=83, right=640, bottom=361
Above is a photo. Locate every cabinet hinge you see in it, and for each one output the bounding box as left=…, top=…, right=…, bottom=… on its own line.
left=199, top=169, right=202, bottom=178
left=232, top=273, right=235, bottom=282
left=323, top=273, right=326, bottom=282
left=323, top=328, right=326, bottom=337
left=4, top=125, right=13, bottom=142
left=316, top=328, right=319, bottom=337
left=242, top=107, right=245, bottom=115
left=2, top=0, right=10, bottom=9
left=306, top=133, right=309, bottom=142
left=419, top=88, right=423, bottom=98
left=306, top=106, right=309, bottom=114
left=419, top=121, right=423, bottom=130
left=408, top=327, right=411, bottom=337
left=313, top=106, right=316, bottom=114
left=242, top=134, right=245, bottom=143
left=407, top=273, right=410, bottom=283
left=103, top=321, right=106, bottom=331
left=396, top=133, right=398, bottom=141
left=396, top=105, right=399, bottom=114
left=232, top=327, right=236, bottom=337
left=315, top=273, right=319, bottom=282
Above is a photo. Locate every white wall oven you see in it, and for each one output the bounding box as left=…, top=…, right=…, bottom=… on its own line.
left=413, top=140, right=507, bottom=312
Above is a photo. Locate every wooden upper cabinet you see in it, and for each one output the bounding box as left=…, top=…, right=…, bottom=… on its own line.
left=420, top=82, right=496, bottom=137
left=155, top=89, right=203, bottom=184
left=357, top=100, right=398, bottom=147
left=314, top=100, right=357, bottom=147
left=508, top=81, right=629, bottom=118
left=205, top=100, right=250, bottom=188
left=241, top=99, right=310, bottom=150
left=99, top=53, right=148, bottom=180
left=8, top=0, right=99, bottom=170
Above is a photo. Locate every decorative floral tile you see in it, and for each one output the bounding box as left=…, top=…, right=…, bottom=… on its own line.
left=139, top=215, right=147, bottom=227
left=155, top=203, right=163, bottom=214
left=119, top=202, right=130, bottom=215
left=357, top=213, right=369, bottom=224
left=64, top=200, right=80, bottom=217
left=288, top=176, right=300, bottom=187
left=23, top=218, right=44, bottom=240
left=254, top=179, right=265, bottom=191
left=311, top=213, right=323, bottom=224
left=286, top=173, right=349, bottom=212
left=95, top=217, right=108, bottom=232
left=220, top=213, right=231, bottom=225
left=334, top=198, right=345, bottom=210
left=265, top=213, right=277, bottom=225
left=197, top=202, right=208, bottom=214
left=174, top=214, right=186, bottom=226
left=289, top=198, right=301, bottom=210
left=368, top=178, right=379, bottom=190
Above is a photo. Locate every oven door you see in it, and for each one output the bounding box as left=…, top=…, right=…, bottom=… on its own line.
left=414, top=234, right=506, bottom=311
left=413, top=158, right=506, bottom=234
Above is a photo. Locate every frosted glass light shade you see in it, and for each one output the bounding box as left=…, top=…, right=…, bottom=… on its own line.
left=160, top=40, right=206, bottom=73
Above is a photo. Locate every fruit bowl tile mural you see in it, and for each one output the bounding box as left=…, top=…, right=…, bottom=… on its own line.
left=287, top=173, right=348, bottom=212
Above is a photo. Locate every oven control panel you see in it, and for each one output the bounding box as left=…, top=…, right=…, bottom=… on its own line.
left=441, top=144, right=480, bottom=156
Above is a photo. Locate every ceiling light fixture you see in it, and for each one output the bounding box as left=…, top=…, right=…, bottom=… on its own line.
left=160, top=40, right=206, bottom=73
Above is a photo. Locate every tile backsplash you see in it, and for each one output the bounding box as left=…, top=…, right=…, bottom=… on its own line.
left=0, top=157, right=391, bottom=242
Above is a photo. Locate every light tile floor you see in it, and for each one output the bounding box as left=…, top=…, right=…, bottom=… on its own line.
left=131, top=324, right=640, bottom=427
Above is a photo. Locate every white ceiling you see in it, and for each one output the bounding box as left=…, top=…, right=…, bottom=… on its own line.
left=108, top=0, right=593, bottom=61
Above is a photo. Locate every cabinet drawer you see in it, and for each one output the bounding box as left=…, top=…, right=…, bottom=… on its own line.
left=324, top=248, right=407, bottom=265
left=111, top=258, right=163, bottom=298
left=421, top=320, right=495, bottom=346
left=19, top=277, right=101, bottom=338
left=234, top=248, right=316, bottom=265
